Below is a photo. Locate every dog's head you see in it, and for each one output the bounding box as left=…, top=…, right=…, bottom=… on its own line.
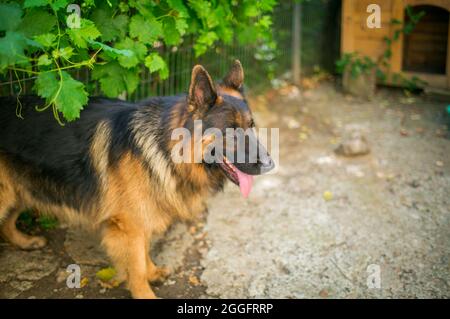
left=185, top=61, right=274, bottom=197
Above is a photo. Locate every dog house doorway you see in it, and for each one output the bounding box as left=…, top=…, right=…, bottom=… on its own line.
left=403, top=5, right=448, bottom=74
left=401, top=2, right=450, bottom=89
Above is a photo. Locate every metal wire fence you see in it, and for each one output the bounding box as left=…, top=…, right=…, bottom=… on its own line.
left=129, top=37, right=263, bottom=101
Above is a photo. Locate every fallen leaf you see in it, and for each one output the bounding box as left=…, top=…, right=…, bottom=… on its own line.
left=323, top=191, right=333, bottom=201
left=329, top=137, right=339, bottom=145
left=376, top=172, right=385, bottom=179
left=380, top=100, right=389, bottom=108
left=286, top=118, right=300, bottom=129
left=96, top=267, right=117, bottom=282
left=400, top=97, right=415, bottom=104
left=436, top=161, right=444, bottom=167
left=400, top=128, right=409, bottom=136
left=300, top=125, right=310, bottom=133
left=80, top=277, right=89, bottom=288
left=298, top=132, right=308, bottom=141
left=319, top=289, right=329, bottom=298
left=435, top=129, right=446, bottom=137
left=301, top=78, right=316, bottom=90
left=188, top=275, right=200, bottom=286
left=386, top=174, right=395, bottom=181
left=98, top=279, right=120, bottom=289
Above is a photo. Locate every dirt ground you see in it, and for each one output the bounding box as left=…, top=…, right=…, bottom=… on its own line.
left=0, top=82, right=449, bottom=299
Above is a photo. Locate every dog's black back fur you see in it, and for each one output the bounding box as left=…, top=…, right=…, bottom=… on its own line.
left=0, top=96, right=174, bottom=210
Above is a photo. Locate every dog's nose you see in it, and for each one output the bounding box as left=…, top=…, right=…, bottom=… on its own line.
left=259, top=156, right=275, bottom=173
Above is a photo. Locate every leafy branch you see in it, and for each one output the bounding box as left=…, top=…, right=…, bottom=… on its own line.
left=0, top=0, right=278, bottom=124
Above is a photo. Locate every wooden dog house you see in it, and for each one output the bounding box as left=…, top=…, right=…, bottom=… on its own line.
left=341, top=0, right=450, bottom=89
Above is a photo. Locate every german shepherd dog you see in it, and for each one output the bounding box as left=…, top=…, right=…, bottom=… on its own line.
left=0, top=60, right=274, bottom=298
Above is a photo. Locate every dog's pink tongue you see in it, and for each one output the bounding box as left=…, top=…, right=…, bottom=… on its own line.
left=236, top=169, right=254, bottom=198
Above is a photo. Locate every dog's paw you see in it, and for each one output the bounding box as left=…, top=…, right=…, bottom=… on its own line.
left=19, top=236, right=47, bottom=250
left=131, top=287, right=158, bottom=299
left=147, top=266, right=170, bottom=283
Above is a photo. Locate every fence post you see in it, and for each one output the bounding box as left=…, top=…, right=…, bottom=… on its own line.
left=292, top=1, right=302, bottom=85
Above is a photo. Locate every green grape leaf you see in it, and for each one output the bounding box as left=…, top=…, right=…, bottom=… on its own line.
left=193, top=43, right=206, bottom=56
left=92, top=61, right=139, bottom=97
left=34, top=33, right=56, bottom=48
left=144, top=52, right=169, bottom=79
left=35, top=71, right=88, bottom=122
left=37, top=54, right=52, bottom=66
left=17, top=8, right=57, bottom=37
left=163, top=19, right=180, bottom=46
left=50, top=0, right=69, bottom=11
left=67, top=19, right=101, bottom=48
left=258, top=0, right=277, bottom=11
left=52, top=46, right=74, bottom=60
left=167, top=0, right=189, bottom=18
left=0, top=3, right=23, bottom=32
left=23, top=0, right=48, bottom=8
left=113, top=15, right=129, bottom=38
left=206, top=7, right=224, bottom=29
left=244, top=2, right=260, bottom=17
left=193, top=31, right=218, bottom=56
left=257, top=15, right=272, bottom=29
left=129, top=14, right=163, bottom=45
left=189, top=0, right=211, bottom=19
left=115, top=37, right=146, bottom=68
left=198, top=31, right=218, bottom=46
left=237, top=25, right=258, bottom=44
left=119, top=2, right=129, bottom=13
left=24, top=38, right=43, bottom=49
left=91, top=8, right=128, bottom=42
left=0, top=31, right=29, bottom=70
left=175, top=18, right=188, bottom=36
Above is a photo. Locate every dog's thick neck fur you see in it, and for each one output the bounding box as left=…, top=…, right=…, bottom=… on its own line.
left=131, top=95, right=226, bottom=198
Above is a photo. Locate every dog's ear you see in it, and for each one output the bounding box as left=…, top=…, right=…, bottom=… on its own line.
left=223, top=60, right=244, bottom=90
left=188, top=65, right=217, bottom=111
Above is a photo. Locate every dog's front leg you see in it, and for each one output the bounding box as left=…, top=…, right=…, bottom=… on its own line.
left=102, top=217, right=156, bottom=299
left=145, top=239, right=170, bottom=283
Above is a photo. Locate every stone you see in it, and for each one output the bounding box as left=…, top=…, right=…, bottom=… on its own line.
left=0, top=246, right=58, bottom=298
left=64, top=229, right=108, bottom=266
left=335, top=130, right=370, bottom=157
left=152, top=223, right=195, bottom=272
